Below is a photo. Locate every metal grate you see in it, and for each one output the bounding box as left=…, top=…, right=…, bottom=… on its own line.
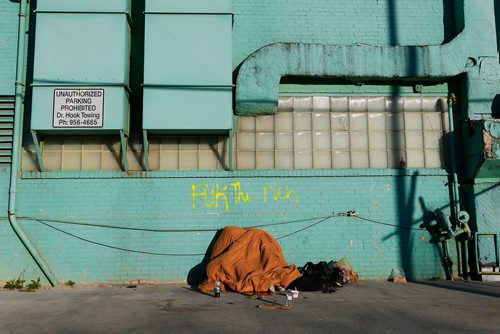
left=0, top=96, right=14, bottom=166
left=475, top=233, right=500, bottom=276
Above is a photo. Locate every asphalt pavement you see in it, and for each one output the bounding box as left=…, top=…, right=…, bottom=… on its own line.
left=1, top=280, right=500, bottom=333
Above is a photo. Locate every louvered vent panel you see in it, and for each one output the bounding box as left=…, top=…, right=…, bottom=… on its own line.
left=0, top=96, right=14, bottom=166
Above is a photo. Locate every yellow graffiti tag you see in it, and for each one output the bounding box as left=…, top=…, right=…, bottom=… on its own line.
left=191, top=183, right=230, bottom=212
left=191, top=184, right=208, bottom=209
left=192, top=182, right=298, bottom=211
left=230, top=181, right=255, bottom=204
left=263, top=186, right=299, bottom=203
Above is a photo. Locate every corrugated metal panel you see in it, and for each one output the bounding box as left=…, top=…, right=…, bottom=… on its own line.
left=0, top=96, right=14, bottom=166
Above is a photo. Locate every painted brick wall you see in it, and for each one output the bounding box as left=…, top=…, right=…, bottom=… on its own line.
left=0, top=169, right=8, bottom=214
left=0, top=221, right=47, bottom=282
left=0, top=0, right=18, bottom=95
left=0, top=169, right=48, bottom=281
left=9, top=171, right=451, bottom=284
left=0, top=0, right=20, bottom=280
left=0, top=0, right=452, bottom=85
left=0, top=0, right=496, bottom=285
left=232, top=0, right=450, bottom=67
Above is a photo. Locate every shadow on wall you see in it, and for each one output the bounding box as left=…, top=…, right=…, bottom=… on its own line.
left=187, top=230, right=222, bottom=286
left=418, top=197, right=453, bottom=279
left=443, top=0, right=460, bottom=43
left=387, top=0, right=419, bottom=280
left=386, top=0, right=459, bottom=280
left=492, top=94, right=500, bottom=118
left=22, top=0, right=37, bottom=139
left=383, top=170, right=419, bottom=280
left=389, top=0, right=460, bottom=46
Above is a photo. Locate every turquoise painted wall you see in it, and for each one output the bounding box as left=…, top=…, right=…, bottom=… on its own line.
left=232, top=0, right=452, bottom=67
left=496, top=1, right=500, bottom=57
left=11, top=170, right=451, bottom=284
left=0, top=169, right=47, bottom=282
left=0, top=0, right=19, bottom=95
left=0, top=0, right=498, bottom=285
left=0, top=169, right=8, bottom=215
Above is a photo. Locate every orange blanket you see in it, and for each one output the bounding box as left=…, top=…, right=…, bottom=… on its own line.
left=199, top=226, right=302, bottom=294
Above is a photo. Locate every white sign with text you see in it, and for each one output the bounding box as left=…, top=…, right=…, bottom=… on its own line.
left=53, top=89, right=104, bottom=128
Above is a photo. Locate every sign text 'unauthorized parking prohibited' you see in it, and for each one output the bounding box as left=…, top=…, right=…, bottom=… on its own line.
left=53, top=89, right=104, bottom=128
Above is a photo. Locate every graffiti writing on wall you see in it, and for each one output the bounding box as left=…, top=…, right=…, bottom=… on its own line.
left=192, top=182, right=298, bottom=212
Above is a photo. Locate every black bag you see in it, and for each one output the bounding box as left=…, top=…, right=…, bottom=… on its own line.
left=288, top=261, right=341, bottom=292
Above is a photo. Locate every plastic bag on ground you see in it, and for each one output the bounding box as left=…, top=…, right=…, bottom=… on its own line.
left=332, top=257, right=359, bottom=285
left=388, top=268, right=407, bottom=283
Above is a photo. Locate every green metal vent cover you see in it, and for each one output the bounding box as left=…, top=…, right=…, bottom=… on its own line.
left=143, top=0, right=233, bottom=133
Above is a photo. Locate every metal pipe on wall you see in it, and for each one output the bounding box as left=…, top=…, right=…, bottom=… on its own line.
left=447, top=93, right=471, bottom=279
left=447, top=94, right=460, bottom=219
left=8, top=0, right=58, bottom=287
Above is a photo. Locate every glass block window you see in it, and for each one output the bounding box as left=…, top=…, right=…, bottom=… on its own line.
left=23, top=137, right=143, bottom=172
left=22, top=136, right=228, bottom=172
left=235, top=96, right=449, bottom=170
left=147, top=136, right=228, bottom=170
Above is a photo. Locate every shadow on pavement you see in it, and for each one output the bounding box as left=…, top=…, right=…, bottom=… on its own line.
left=414, top=280, right=500, bottom=299
left=186, top=230, right=223, bottom=287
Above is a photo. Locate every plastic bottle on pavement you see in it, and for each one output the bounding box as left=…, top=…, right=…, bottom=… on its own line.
left=285, top=289, right=293, bottom=307
left=214, top=280, right=221, bottom=298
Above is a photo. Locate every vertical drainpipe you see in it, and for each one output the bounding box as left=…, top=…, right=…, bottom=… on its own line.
left=447, top=94, right=460, bottom=218
left=448, top=94, right=471, bottom=279
left=8, top=0, right=58, bottom=287
left=438, top=94, right=461, bottom=281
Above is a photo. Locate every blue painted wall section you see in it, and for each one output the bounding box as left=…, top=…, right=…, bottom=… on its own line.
left=13, top=171, right=451, bottom=283
left=0, top=168, right=47, bottom=281
left=0, top=0, right=19, bottom=95
left=232, top=0, right=452, bottom=68
left=0, top=0, right=498, bottom=284
left=235, top=0, right=499, bottom=115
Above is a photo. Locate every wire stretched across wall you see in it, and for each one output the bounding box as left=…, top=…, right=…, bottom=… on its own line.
left=3, top=212, right=427, bottom=257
